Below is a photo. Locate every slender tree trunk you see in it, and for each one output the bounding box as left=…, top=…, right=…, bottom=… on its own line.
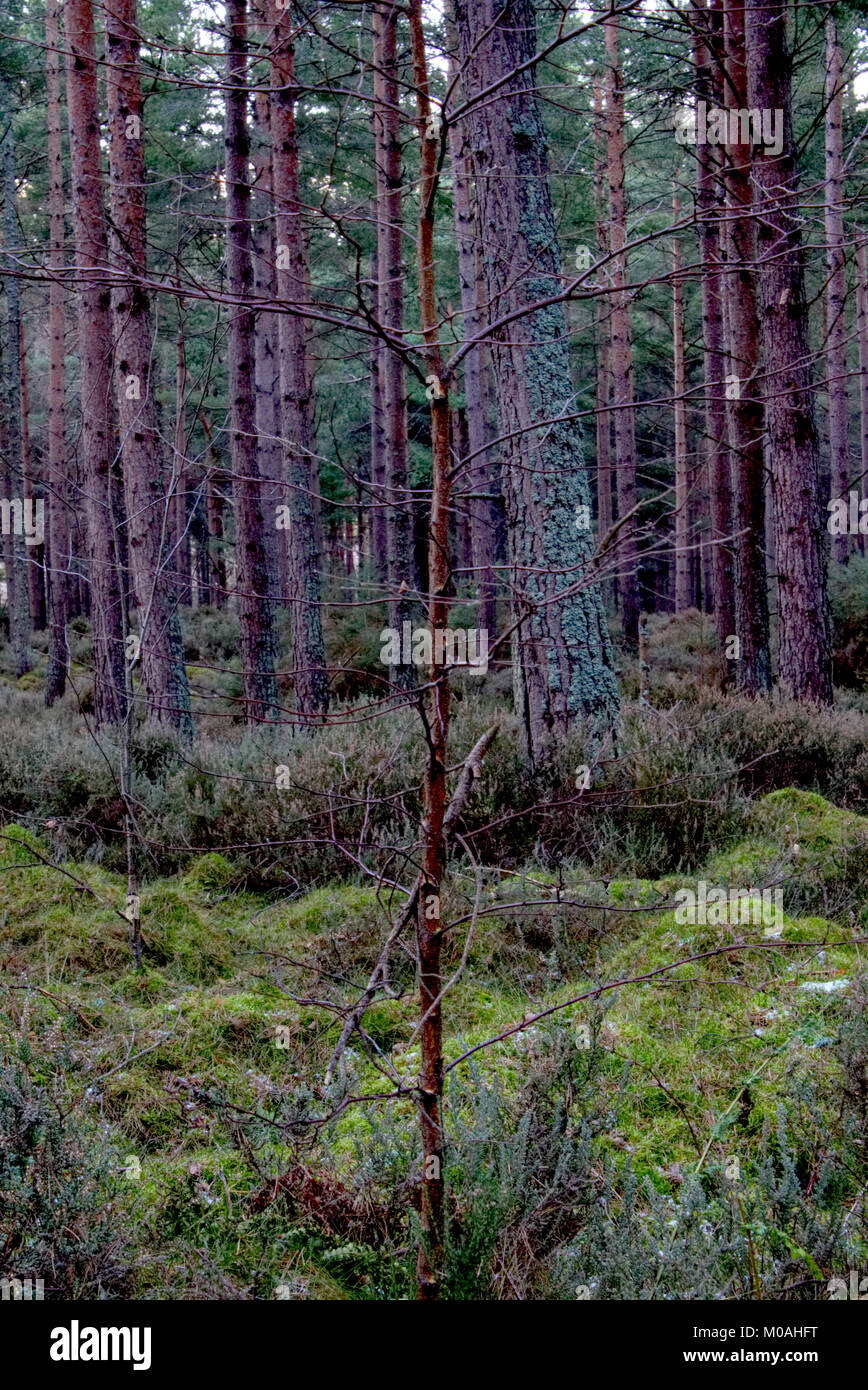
left=605, top=14, right=640, bottom=651
left=722, top=0, right=771, bottom=694
left=856, top=232, right=868, bottom=553
left=446, top=30, right=497, bottom=638
left=825, top=12, right=850, bottom=567
left=200, top=412, right=228, bottom=605
left=225, top=0, right=279, bottom=722
left=45, top=0, right=69, bottom=704
left=593, top=77, right=613, bottom=595
left=106, top=0, right=193, bottom=738
left=65, top=0, right=127, bottom=728
left=269, top=0, right=329, bottom=718
left=249, top=13, right=285, bottom=604
left=368, top=266, right=387, bottom=571
left=20, top=327, right=45, bottom=630
left=696, top=0, right=735, bottom=659
left=172, top=311, right=192, bottom=603
left=0, top=12, right=31, bottom=677
left=745, top=0, right=832, bottom=703
left=374, top=2, right=415, bottom=690
left=673, top=194, right=691, bottom=612
left=0, top=351, right=12, bottom=634
left=693, top=0, right=735, bottom=665
left=408, top=0, right=450, bottom=1299
left=454, top=0, right=618, bottom=765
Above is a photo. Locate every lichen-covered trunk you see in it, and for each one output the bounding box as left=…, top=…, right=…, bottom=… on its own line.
left=65, top=0, right=127, bottom=729
left=106, top=0, right=192, bottom=739
left=454, top=0, right=618, bottom=765
left=825, top=13, right=850, bottom=568
left=722, top=0, right=771, bottom=695
left=269, top=0, right=329, bottom=720
left=745, top=0, right=832, bottom=704
left=224, top=0, right=279, bottom=722
left=373, top=2, right=416, bottom=691
left=604, top=15, right=640, bottom=651
left=44, top=0, right=69, bottom=705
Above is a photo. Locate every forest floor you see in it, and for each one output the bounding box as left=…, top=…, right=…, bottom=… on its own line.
left=2, top=610, right=868, bottom=1299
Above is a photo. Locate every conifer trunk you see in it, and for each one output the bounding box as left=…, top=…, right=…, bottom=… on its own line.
left=604, top=14, right=640, bottom=650
left=65, top=0, right=127, bottom=728
left=106, top=0, right=193, bottom=737
left=224, top=0, right=279, bottom=722
left=454, top=0, right=618, bottom=766
left=745, top=0, right=832, bottom=704
left=269, top=0, right=329, bottom=718
left=722, top=0, right=771, bottom=694
left=825, top=12, right=850, bottom=567
left=44, top=0, right=69, bottom=704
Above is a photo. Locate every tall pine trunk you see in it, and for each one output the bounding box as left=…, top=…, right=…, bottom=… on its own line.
left=745, top=0, right=832, bottom=703
left=673, top=194, right=690, bottom=612
left=693, top=0, right=734, bottom=666
left=0, top=4, right=31, bottom=678
left=446, top=23, right=497, bottom=638
left=454, top=0, right=618, bottom=766
left=44, top=0, right=69, bottom=704
left=225, top=0, right=279, bottom=722
left=106, top=0, right=192, bottom=738
left=825, top=13, right=849, bottom=567
left=605, top=14, right=640, bottom=650
left=250, top=10, right=285, bottom=605
left=65, top=0, right=127, bottom=728
left=408, top=0, right=451, bottom=1298
left=593, top=76, right=613, bottom=591
left=722, top=0, right=771, bottom=694
left=269, top=0, right=329, bottom=719
left=856, top=232, right=868, bottom=553
left=373, top=2, right=415, bottom=691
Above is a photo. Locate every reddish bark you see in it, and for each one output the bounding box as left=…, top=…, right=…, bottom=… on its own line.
left=745, top=0, right=832, bottom=703
left=106, top=0, right=193, bottom=736
left=65, top=0, right=127, bottom=728
left=44, top=0, right=69, bottom=704
left=409, top=0, right=450, bottom=1299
